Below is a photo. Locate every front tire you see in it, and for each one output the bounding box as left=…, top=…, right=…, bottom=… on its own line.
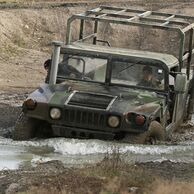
left=146, top=121, right=165, bottom=144
left=12, top=112, right=37, bottom=140
left=137, top=121, right=165, bottom=144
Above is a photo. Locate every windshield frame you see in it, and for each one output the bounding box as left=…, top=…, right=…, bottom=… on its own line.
left=56, top=49, right=170, bottom=93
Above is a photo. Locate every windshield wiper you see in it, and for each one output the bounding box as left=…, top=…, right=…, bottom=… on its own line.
left=117, top=61, right=141, bottom=74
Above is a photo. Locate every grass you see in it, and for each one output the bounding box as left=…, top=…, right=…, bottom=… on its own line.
left=147, top=180, right=194, bottom=194
left=16, top=151, right=154, bottom=194
left=17, top=181, right=194, bottom=194
left=16, top=150, right=194, bottom=194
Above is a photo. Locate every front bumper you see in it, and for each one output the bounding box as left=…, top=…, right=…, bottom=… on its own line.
left=52, top=125, right=116, bottom=140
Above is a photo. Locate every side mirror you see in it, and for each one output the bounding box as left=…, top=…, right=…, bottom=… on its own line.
left=174, top=74, right=187, bottom=93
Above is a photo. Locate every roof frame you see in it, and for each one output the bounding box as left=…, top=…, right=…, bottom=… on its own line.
left=66, top=6, right=194, bottom=73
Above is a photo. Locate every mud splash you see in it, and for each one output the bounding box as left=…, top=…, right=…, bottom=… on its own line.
left=0, top=135, right=194, bottom=170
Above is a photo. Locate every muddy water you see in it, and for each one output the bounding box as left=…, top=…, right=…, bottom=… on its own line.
left=0, top=124, right=194, bottom=170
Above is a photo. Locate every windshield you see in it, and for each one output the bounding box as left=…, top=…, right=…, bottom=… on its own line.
left=111, top=61, right=165, bottom=90
left=57, top=54, right=107, bottom=83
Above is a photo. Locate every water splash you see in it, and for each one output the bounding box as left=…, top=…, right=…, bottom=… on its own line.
left=0, top=136, right=194, bottom=170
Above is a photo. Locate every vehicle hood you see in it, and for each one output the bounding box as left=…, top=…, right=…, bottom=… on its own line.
left=30, top=81, right=165, bottom=116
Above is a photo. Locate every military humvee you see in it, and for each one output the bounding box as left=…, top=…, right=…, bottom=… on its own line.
left=13, top=6, right=194, bottom=143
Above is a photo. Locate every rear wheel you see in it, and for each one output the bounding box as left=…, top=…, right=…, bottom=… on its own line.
left=12, top=112, right=37, bottom=140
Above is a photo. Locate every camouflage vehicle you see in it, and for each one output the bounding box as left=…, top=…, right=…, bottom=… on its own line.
left=13, top=6, right=194, bottom=143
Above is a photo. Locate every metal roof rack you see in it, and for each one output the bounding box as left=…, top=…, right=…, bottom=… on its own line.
left=66, top=6, right=194, bottom=71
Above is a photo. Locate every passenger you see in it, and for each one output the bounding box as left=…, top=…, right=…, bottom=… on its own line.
left=137, top=66, right=159, bottom=88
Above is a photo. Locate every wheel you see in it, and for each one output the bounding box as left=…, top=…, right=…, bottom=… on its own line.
left=137, top=121, right=165, bottom=144
left=12, top=112, right=37, bottom=140
left=146, top=121, right=165, bottom=144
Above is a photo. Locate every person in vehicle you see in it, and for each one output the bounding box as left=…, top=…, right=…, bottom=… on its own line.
left=137, top=66, right=159, bottom=88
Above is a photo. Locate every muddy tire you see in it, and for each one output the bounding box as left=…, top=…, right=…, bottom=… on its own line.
left=146, top=121, right=165, bottom=144
left=137, top=121, right=165, bottom=144
left=12, top=112, right=36, bottom=140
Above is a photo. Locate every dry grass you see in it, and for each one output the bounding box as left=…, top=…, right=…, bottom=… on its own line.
left=19, top=177, right=194, bottom=194
left=148, top=180, right=194, bottom=194
left=14, top=152, right=194, bottom=194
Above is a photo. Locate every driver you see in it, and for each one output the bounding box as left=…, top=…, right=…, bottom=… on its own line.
left=137, top=66, right=159, bottom=88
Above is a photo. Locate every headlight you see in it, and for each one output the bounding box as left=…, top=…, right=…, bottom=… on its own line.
left=50, top=108, right=61, bottom=120
left=126, top=112, right=146, bottom=126
left=135, top=115, right=146, bottom=125
left=108, top=116, right=120, bottom=128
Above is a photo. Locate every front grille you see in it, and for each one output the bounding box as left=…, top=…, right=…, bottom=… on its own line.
left=63, top=109, right=106, bottom=128
left=67, top=92, right=115, bottom=110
